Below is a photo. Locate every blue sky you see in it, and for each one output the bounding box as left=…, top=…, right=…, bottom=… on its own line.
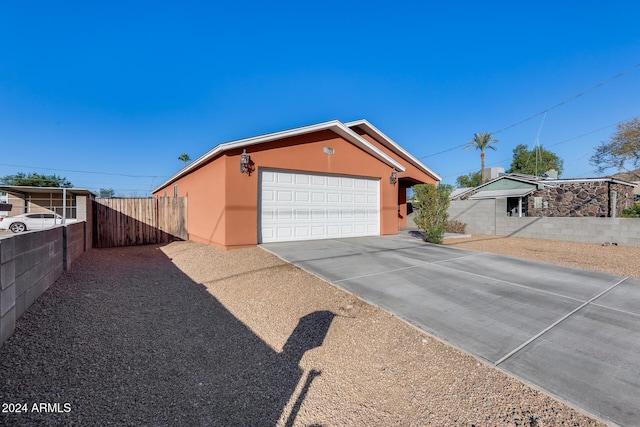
left=1, top=1, right=639, bottom=195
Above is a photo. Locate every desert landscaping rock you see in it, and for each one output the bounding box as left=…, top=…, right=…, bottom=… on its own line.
left=0, top=236, right=620, bottom=426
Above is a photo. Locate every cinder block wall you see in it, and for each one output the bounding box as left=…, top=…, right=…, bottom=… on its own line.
left=448, top=199, right=502, bottom=235
left=448, top=199, right=640, bottom=247
left=1, top=223, right=88, bottom=346
left=65, top=222, right=86, bottom=270
left=498, top=216, right=640, bottom=246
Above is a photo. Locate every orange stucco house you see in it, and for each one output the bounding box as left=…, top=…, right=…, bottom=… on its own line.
left=153, top=119, right=440, bottom=249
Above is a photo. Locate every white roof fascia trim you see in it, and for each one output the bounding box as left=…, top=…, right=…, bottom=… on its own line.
left=345, top=119, right=442, bottom=181
left=469, top=188, right=537, bottom=200
left=544, top=178, right=636, bottom=186
left=153, top=120, right=404, bottom=193
left=452, top=175, right=544, bottom=199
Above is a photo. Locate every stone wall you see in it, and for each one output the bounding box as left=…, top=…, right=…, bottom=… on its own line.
left=527, top=182, right=634, bottom=218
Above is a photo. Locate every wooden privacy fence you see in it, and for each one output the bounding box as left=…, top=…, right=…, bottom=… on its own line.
left=93, top=197, right=187, bottom=248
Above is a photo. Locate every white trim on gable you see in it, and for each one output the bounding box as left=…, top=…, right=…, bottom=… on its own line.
left=154, top=120, right=408, bottom=193
left=345, top=119, right=442, bottom=182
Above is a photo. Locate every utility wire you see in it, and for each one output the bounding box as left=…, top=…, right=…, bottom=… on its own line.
left=442, top=114, right=639, bottom=180
left=492, top=62, right=640, bottom=135
left=419, top=62, right=640, bottom=159
left=0, top=163, right=160, bottom=179
left=419, top=143, right=467, bottom=159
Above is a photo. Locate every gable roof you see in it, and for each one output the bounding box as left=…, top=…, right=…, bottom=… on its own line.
left=452, top=173, right=637, bottom=200
left=154, top=120, right=435, bottom=193
left=345, top=119, right=442, bottom=181
left=452, top=174, right=547, bottom=199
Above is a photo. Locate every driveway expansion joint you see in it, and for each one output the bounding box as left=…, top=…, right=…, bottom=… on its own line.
left=494, top=276, right=630, bottom=367
left=334, top=265, right=422, bottom=283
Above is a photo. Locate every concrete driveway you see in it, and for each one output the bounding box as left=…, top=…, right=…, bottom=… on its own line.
left=262, top=234, right=640, bottom=426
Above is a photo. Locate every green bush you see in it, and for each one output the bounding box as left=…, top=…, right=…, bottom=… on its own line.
left=621, top=203, right=640, bottom=218
left=446, top=220, right=467, bottom=234
left=412, top=184, right=452, bottom=244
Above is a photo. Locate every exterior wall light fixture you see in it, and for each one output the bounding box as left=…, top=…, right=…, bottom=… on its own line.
left=240, top=149, right=251, bottom=174
left=390, top=169, right=397, bottom=185
left=323, top=147, right=335, bottom=154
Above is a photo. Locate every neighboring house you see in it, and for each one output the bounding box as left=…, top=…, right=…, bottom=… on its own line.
left=0, top=186, right=96, bottom=219
left=451, top=173, right=636, bottom=218
left=612, top=169, right=640, bottom=203
left=152, top=119, right=441, bottom=249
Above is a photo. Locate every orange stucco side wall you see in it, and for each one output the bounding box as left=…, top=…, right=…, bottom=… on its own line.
left=157, top=157, right=227, bottom=247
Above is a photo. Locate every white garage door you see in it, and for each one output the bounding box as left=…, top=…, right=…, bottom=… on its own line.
left=259, top=170, right=380, bottom=243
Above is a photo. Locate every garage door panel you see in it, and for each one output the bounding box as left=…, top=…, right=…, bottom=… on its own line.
left=277, top=173, right=293, bottom=183
left=295, top=174, right=310, bottom=184
left=327, top=225, right=340, bottom=235
left=277, top=191, right=293, bottom=201
left=260, top=170, right=379, bottom=243
left=295, top=192, right=310, bottom=202
left=341, top=194, right=354, bottom=203
left=341, top=178, right=354, bottom=188
left=327, top=177, right=340, bottom=186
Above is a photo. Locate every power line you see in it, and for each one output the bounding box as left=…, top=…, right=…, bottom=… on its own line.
left=419, top=143, right=467, bottom=159
left=441, top=119, right=629, bottom=180
left=492, top=62, right=640, bottom=135
left=0, top=163, right=160, bottom=179
left=418, top=62, right=640, bottom=159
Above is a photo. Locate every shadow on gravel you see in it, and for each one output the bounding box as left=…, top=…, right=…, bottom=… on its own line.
left=0, top=245, right=334, bottom=426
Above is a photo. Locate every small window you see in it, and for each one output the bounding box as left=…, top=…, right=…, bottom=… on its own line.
left=534, top=197, right=543, bottom=209
left=173, top=185, right=178, bottom=197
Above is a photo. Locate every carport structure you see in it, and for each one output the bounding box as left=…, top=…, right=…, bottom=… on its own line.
left=262, top=234, right=640, bottom=426
left=0, top=185, right=94, bottom=220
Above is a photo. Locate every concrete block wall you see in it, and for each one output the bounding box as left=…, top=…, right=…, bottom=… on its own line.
left=498, top=216, right=640, bottom=246
left=1, top=223, right=88, bottom=346
left=448, top=199, right=640, bottom=247
left=449, top=199, right=503, bottom=235
left=65, top=221, right=86, bottom=270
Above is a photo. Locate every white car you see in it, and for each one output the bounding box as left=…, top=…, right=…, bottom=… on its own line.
left=0, top=213, right=76, bottom=233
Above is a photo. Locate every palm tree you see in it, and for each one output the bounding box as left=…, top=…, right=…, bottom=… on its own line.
left=178, top=153, right=191, bottom=168
left=464, top=132, right=498, bottom=183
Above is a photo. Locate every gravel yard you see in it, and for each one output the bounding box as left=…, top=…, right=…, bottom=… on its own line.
left=444, top=234, right=640, bottom=280
left=0, top=235, right=618, bottom=426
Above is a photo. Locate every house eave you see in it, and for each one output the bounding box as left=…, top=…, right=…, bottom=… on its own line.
left=153, top=120, right=407, bottom=194
left=345, top=119, right=442, bottom=182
